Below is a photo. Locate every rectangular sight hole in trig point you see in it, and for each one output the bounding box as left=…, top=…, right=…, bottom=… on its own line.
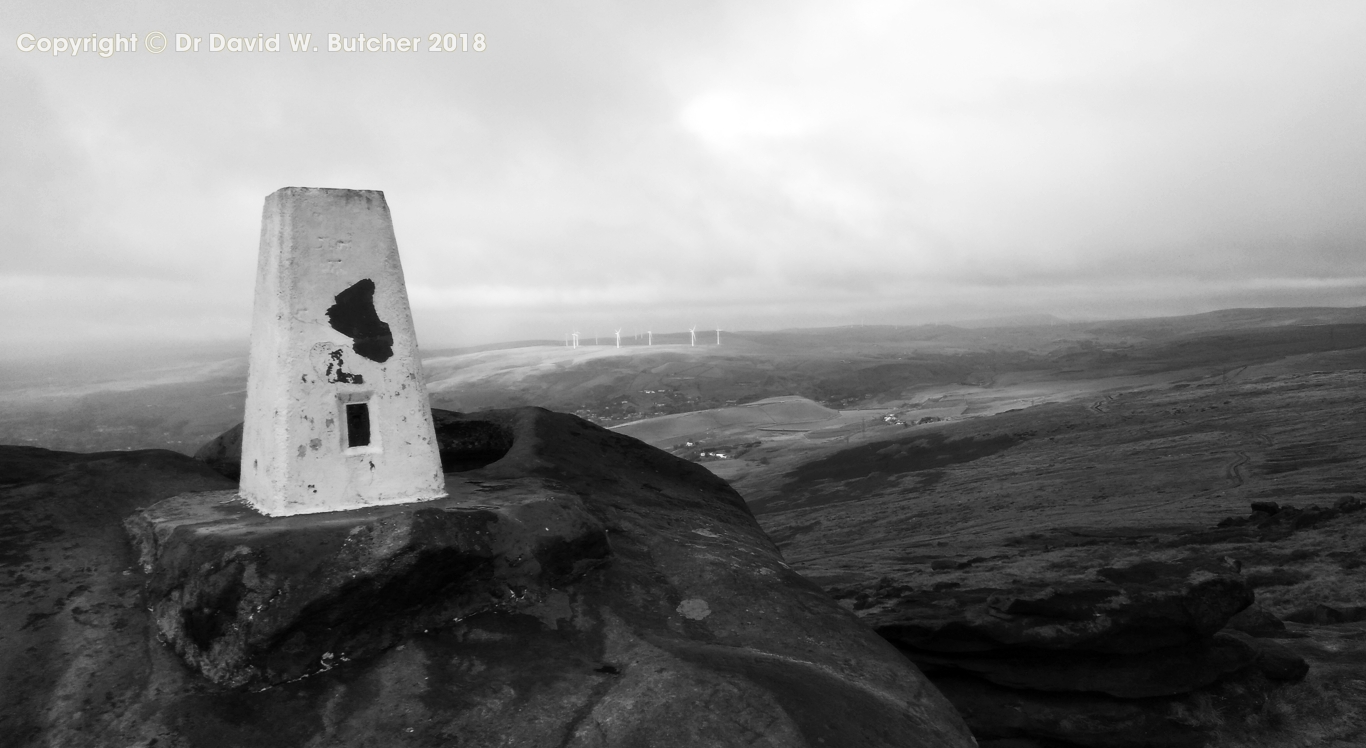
left=346, top=401, right=371, bottom=448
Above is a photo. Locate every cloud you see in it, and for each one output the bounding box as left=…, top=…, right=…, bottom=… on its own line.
left=2, top=0, right=1364, bottom=354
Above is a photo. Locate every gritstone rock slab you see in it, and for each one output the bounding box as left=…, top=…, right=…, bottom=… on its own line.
left=125, top=475, right=610, bottom=687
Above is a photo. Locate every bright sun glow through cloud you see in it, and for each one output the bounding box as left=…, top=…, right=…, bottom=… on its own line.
left=2, top=0, right=1364, bottom=355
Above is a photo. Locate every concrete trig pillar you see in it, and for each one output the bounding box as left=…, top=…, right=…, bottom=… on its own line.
left=240, top=187, right=445, bottom=516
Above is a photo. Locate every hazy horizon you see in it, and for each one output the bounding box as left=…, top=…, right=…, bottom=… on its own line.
left=4, top=1, right=1365, bottom=356
left=2, top=303, right=1361, bottom=372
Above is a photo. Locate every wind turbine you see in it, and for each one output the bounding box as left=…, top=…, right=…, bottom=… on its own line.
left=614, top=328, right=621, bottom=348
left=715, top=327, right=721, bottom=345
left=689, top=326, right=697, bottom=347
left=571, top=331, right=579, bottom=349
left=647, top=330, right=652, bottom=346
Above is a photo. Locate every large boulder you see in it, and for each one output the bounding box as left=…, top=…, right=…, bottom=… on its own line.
left=192, top=421, right=242, bottom=480
left=1188, top=497, right=1365, bottom=544
left=907, top=632, right=1257, bottom=698
left=1218, top=630, right=1309, bottom=682
left=868, top=559, right=1255, bottom=655
left=932, top=674, right=1210, bottom=748
left=1224, top=603, right=1294, bottom=638
left=854, top=557, right=1273, bottom=747
left=124, top=485, right=612, bottom=687
left=0, top=408, right=975, bottom=748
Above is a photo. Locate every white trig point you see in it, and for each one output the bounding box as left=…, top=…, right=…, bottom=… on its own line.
left=240, top=187, right=446, bottom=516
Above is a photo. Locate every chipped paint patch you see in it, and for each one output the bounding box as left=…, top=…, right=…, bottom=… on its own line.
left=327, top=279, right=394, bottom=363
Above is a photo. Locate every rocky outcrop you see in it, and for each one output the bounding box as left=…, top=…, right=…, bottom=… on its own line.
left=871, top=559, right=1254, bottom=655
left=1218, top=630, right=1310, bottom=682
left=193, top=409, right=518, bottom=478
left=1178, top=496, right=1365, bottom=544
left=931, top=674, right=1210, bottom=748
left=906, top=632, right=1258, bottom=699
left=1224, top=603, right=1296, bottom=638
left=1283, top=602, right=1366, bottom=625
left=430, top=408, right=515, bottom=471
left=124, top=486, right=611, bottom=687
left=853, top=556, right=1307, bottom=747
left=193, top=421, right=242, bottom=480
left=1, top=408, right=976, bottom=748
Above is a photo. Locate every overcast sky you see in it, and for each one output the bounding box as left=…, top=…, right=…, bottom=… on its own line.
left=3, top=1, right=1364, bottom=356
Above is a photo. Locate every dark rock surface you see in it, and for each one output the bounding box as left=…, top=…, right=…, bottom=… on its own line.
left=0, top=408, right=975, bottom=747
left=868, top=558, right=1254, bottom=655
left=430, top=408, right=515, bottom=471
left=1194, top=496, right=1365, bottom=544
left=193, top=421, right=243, bottom=480
left=1224, top=603, right=1294, bottom=638
left=125, top=484, right=611, bottom=687
left=932, top=674, right=1210, bottom=748
left=1219, top=630, right=1310, bottom=682
left=1283, top=602, right=1366, bottom=624
left=907, top=632, right=1257, bottom=698
left=858, top=557, right=1282, bottom=747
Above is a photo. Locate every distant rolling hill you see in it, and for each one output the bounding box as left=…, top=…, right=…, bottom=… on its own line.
left=0, top=306, right=1362, bottom=455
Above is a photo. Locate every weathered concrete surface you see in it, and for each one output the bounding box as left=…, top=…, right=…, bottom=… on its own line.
left=0, top=408, right=976, bottom=747
left=241, top=187, right=444, bottom=516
